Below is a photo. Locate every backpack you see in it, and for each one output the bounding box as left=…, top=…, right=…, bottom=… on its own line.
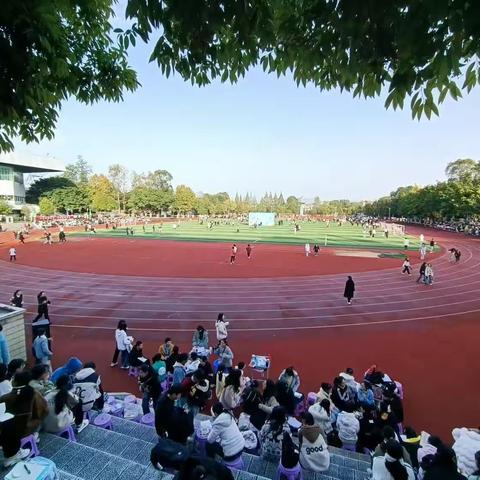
left=150, top=438, right=190, bottom=469
left=372, top=385, right=384, bottom=406
left=5, top=457, right=58, bottom=480
left=281, top=431, right=300, bottom=469
left=74, top=381, right=101, bottom=412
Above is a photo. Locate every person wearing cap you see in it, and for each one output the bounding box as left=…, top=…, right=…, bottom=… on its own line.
left=51, top=357, right=82, bottom=384
left=155, top=385, right=193, bottom=444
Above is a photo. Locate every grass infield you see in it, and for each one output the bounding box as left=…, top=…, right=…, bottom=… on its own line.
left=73, top=221, right=430, bottom=250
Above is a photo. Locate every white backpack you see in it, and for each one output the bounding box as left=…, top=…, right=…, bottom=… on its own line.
left=74, top=379, right=101, bottom=412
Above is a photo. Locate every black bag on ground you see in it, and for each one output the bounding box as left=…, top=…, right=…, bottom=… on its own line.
left=281, top=431, right=300, bottom=469
left=151, top=438, right=190, bottom=469
left=173, top=455, right=234, bottom=480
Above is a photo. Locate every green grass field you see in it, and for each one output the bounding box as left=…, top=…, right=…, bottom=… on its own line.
left=73, top=221, right=425, bottom=250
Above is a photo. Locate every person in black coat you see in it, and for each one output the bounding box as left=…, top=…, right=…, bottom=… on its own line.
left=139, top=364, right=162, bottom=415
left=129, top=341, right=148, bottom=368
left=343, top=276, right=355, bottom=305
left=32, top=291, right=51, bottom=340
left=10, top=290, right=23, bottom=308
left=155, top=385, right=193, bottom=444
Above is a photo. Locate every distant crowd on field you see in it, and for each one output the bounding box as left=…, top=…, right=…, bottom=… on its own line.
left=391, top=218, right=480, bottom=237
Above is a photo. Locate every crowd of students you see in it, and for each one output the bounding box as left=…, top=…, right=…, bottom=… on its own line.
left=1, top=299, right=479, bottom=478
left=104, top=316, right=480, bottom=480
left=0, top=356, right=102, bottom=467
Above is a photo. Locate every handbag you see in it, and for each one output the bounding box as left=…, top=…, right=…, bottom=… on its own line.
left=281, top=431, right=300, bottom=469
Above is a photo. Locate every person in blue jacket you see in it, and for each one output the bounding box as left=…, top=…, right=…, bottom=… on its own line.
left=51, top=357, right=82, bottom=383
left=0, top=324, right=10, bottom=365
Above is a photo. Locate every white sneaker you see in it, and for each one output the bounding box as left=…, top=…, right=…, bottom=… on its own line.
left=4, top=448, right=30, bottom=467
left=76, top=419, right=89, bottom=433
left=33, top=431, right=40, bottom=443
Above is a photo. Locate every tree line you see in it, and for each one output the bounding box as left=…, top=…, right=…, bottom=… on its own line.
left=3, top=1, right=480, bottom=152
left=362, top=159, right=480, bottom=221
left=25, top=157, right=297, bottom=216
left=25, top=157, right=364, bottom=217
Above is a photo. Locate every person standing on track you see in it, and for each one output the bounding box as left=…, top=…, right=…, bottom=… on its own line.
left=246, top=244, right=252, bottom=259
left=401, top=257, right=412, bottom=275
left=8, top=247, right=16, bottom=262
left=230, top=244, right=237, bottom=264
left=424, top=263, right=434, bottom=285
left=32, top=291, right=52, bottom=340
left=343, top=276, right=355, bottom=305
left=305, top=243, right=311, bottom=257
left=416, top=262, right=427, bottom=283
left=403, top=237, right=410, bottom=250
left=429, top=238, right=435, bottom=253
left=313, top=244, right=320, bottom=256
left=215, top=313, right=229, bottom=342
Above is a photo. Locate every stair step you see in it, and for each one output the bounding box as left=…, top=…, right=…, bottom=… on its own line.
left=77, top=423, right=155, bottom=464
left=38, top=432, right=172, bottom=480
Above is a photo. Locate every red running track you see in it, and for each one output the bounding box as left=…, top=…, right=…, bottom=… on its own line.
left=0, top=227, right=478, bottom=440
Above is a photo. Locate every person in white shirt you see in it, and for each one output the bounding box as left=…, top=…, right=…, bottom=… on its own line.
left=114, top=320, right=133, bottom=369
left=401, top=257, right=411, bottom=275
left=0, top=364, right=12, bottom=396
left=424, top=263, right=434, bottom=285
left=215, top=313, right=229, bottom=341
left=372, top=440, right=415, bottom=480
left=336, top=410, right=360, bottom=449
left=206, top=402, right=245, bottom=461
left=8, top=247, right=16, bottom=262
left=299, top=412, right=330, bottom=472
left=305, top=243, right=311, bottom=257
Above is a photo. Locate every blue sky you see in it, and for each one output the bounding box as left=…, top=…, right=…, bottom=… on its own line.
left=14, top=30, right=480, bottom=201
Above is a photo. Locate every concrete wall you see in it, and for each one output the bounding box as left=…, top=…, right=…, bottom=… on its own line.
left=0, top=304, right=27, bottom=361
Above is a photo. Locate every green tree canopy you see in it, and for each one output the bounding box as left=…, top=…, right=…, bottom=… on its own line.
left=64, top=156, right=93, bottom=185
left=0, top=199, right=12, bottom=215
left=108, top=164, right=129, bottom=211
left=127, top=186, right=174, bottom=213
left=38, top=197, right=55, bottom=215
left=173, top=185, right=197, bottom=214
left=127, top=0, right=480, bottom=119
left=0, top=0, right=138, bottom=152
left=87, top=174, right=117, bottom=212
left=285, top=196, right=301, bottom=214
left=445, top=159, right=480, bottom=182
left=132, top=170, right=173, bottom=190
left=44, top=186, right=90, bottom=213
left=26, top=176, right=76, bottom=204
left=363, top=159, right=480, bottom=220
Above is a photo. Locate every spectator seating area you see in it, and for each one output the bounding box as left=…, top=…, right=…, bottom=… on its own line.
left=0, top=398, right=371, bottom=480
left=1, top=330, right=479, bottom=480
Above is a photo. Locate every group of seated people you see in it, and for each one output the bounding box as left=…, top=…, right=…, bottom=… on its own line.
left=403, top=218, right=480, bottom=237
left=0, top=356, right=103, bottom=467
left=3, top=327, right=479, bottom=480
left=109, top=325, right=480, bottom=480
left=142, top=346, right=479, bottom=480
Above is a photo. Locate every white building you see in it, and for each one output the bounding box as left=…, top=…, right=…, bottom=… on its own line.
left=0, top=152, right=64, bottom=211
